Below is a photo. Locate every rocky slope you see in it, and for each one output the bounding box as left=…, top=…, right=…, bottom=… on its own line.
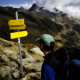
left=0, top=38, right=44, bottom=80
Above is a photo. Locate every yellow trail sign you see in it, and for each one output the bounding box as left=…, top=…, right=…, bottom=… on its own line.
left=8, top=19, right=24, bottom=26
left=10, top=31, right=28, bottom=39
left=9, top=24, right=26, bottom=30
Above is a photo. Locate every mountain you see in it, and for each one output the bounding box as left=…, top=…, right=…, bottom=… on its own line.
left=28, top=4, right=80, bottom=24
left=0, top=6, right=80, bottom=48
left=29, top=4, right=62, bottom=13
left=0, top=6, right=26, bottom=12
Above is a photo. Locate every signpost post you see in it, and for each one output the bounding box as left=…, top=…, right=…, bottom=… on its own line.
left=16, top=11, right=24, bottom=78
left=8, top=11, right=28, bottom=78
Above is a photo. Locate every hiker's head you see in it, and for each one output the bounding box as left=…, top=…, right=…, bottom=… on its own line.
left=36, top=34, right=55, bottom=53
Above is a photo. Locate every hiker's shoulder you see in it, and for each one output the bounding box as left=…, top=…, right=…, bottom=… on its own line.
left=42, top=65, right=56, bottom=74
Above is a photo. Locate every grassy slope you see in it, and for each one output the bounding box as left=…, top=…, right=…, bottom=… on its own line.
left=0, top=8, right=80, bottom=48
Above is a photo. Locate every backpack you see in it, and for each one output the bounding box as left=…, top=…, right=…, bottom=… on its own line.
left=54, top=47, right=69, bottom=80
left=68, top=48, right=80, bottom=80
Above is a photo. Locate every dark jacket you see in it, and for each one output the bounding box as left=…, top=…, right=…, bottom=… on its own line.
left=68, top=48, right=80, bottom=80
left=41, top=51, right=67, bottom=80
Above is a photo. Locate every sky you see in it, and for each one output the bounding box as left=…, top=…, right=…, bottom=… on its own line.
left=0, top=0, right=80, bottom=19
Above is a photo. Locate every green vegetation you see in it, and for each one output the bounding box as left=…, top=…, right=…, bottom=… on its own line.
left=0, top=7, right=80, bottom=48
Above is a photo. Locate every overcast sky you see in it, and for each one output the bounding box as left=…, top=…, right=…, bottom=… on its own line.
left=0, top=0, right=80, bottom=19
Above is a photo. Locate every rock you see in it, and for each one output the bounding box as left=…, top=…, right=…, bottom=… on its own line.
left=11, top=71, right=21, bottom=79
left=11, top=67, right=20, bottom=73
left=18, top=50, right=36, bottom=64
left=22, top=60, right=43, bottom=72
left=10, top=61, right=18, bottom=67
left=10, top=67, right=22, bottom=79
left=20, top=77, right=27, bottom=80
left=27, top=72, right=38, bottom=77
left=28, top=47, right=44, bottom=56
left=1, top=41, right=12, bottom=47
left=21, top=50, right=34, bottom=58
left=1, top=55, right=10, bottom=63
left=3, top=50, right=18, bottom=60
left=0, top=66, right=13, bottom=79
left=21, top=75, right=31, bottom=80
left=36, top=72, right=41, bottom=79
left=26, top=72, right=40, bottom=80
left=23, top=72, right=41, bottom=80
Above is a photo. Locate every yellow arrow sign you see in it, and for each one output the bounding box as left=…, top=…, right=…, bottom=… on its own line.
left=9, top=24, right=26, bottom=30
left=10, top=31, right=28, bottom=39
left=8, top=19, right=24, bottom=26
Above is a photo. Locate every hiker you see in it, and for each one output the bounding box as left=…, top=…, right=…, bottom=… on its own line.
left=36, top=34, right=68, bottom=80
left=68, top=48, right=80, bottom=80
